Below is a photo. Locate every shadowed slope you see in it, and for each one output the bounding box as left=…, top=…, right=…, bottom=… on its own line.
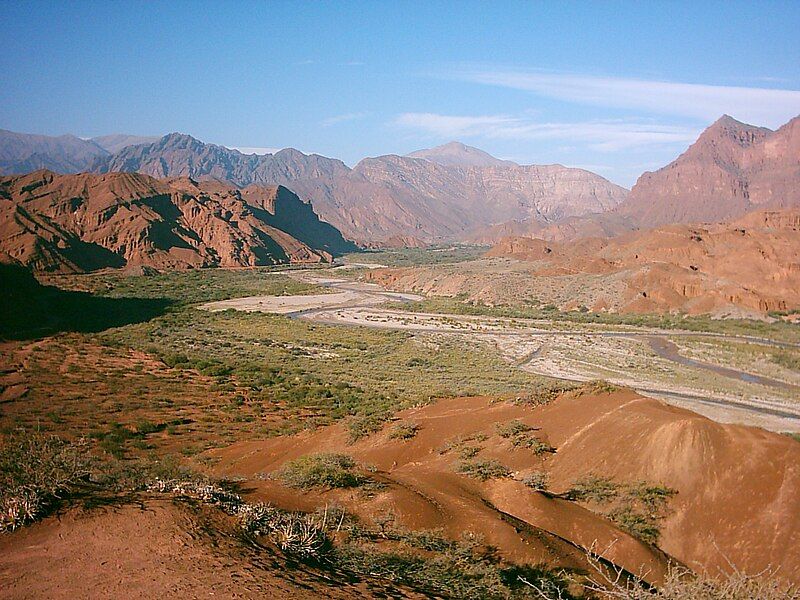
left=0, top=263, right=170, bottom=340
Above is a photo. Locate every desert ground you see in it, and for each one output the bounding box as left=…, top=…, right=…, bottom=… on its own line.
left=3, top=260, right=800, bottom=599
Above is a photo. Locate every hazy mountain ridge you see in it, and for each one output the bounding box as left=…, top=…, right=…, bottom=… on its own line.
left=0, top=129, right=109, bottom=175
left=406, top=141, right=517, bottom=167
left=90, top=134, right=161, bottom=154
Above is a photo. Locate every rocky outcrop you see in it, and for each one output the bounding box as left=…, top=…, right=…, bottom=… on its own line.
left=0, top=170, right=353, bottom=273
left=372, top=209, right=800, bottom=316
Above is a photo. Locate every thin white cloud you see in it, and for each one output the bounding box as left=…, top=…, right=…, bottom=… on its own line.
left=393, top=113, right=518, bottom=137
left=448, top=67, right=800, bottom=127
left=230, top=146, right=281, bottom=155
left=393, top=113, right=701, bottom=151
left=322, top=112, right=369, bottom=127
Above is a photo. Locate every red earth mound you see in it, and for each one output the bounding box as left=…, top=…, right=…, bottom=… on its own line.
left=0, top=499, right=423, bottom=599
left=361, top=208, right=800, bottom=315
left=206, top=388, right=800, bottom=585
left=482, top=209, right=800, bottom=314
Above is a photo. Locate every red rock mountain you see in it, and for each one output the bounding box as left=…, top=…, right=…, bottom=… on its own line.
left=93, top=133, right=628, bottom=244
left=618, top=114, right=800, bottom=226
left=0, top=170, right=355, bottom=273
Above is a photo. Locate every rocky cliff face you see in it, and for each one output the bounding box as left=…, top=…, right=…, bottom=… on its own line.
left=0, top=171, right=351, bottom=273
left=618, top=115, right=800, bottom=226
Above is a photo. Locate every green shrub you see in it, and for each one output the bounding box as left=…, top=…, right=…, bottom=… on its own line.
left=347, top=412, right=391, bottom=443
left=607, top=506, right=662, bottom=545
left=772, top=349, right=800, bottom=371
left=567, top=475, right=621, bottom=503
left=277, top=453, right=367, bottom=489
left=566, top=475, right=677, bottom=545
left=496, top=420, right=555, bottom=454
left=236, top=503, right=332, bottom=559
left=0, top=432, right=94, bottom=532
left=388, top=421, right=420, bottom=440
left=456, top=459, right=511, bottom=481
left=495, top=419, right=532, bottom=439
left=521, top=471, right=549, bottom=492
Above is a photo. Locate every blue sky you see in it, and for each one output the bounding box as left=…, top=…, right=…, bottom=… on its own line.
left=1, top=1, right=799, bottom=186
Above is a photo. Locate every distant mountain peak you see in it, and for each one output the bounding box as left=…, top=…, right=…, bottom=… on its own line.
left=407, top=141, right=517, bottom=168
left=713, top=114, right=743, bottom=126
left=159, top=132, right=202, bottom=146
left=692, top=115, right=772, bottom=153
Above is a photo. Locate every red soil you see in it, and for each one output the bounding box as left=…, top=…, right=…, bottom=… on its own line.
left=208, top=389, right=800, bottom=584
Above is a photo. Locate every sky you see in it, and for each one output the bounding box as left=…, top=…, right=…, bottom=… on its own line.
left=1, top=1, right=799, bottom=187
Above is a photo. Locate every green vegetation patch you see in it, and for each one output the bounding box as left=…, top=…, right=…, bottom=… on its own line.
left=496, top=419, right=555, bottom=455
left=276, top=453, right=369, bottom=489
left=49, top=267, right=323, bottom=306
left=566, top=475, right=677, bottom=545
left=388, top=295, right=800, bottom=344
left=98, top=304, right=547, bottom=435
left=341, top=245, right=490, bottom=268
left=456, top=459, right=512, bottom=481
left=388, top=421, right=420, bottom=440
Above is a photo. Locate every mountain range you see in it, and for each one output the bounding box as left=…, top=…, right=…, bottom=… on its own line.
left=92, top=135, right=628, bottom=244
left=617, top=114, right=800, bottom=225
left=0, top=113, right=798, bottom=255
left=0, top=129, right=629, bottom=244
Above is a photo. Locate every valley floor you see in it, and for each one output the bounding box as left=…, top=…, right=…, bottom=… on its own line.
left=203, top=268, right=800, bottom=433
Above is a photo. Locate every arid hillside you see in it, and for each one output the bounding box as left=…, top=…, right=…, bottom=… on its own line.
left=209, top=388, right=800, bottom=583
left=369, top=209, right=800, bottom=315
left=0, top=499, right=425, bottom=599
left=0, top=170, right=355, bottom=273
